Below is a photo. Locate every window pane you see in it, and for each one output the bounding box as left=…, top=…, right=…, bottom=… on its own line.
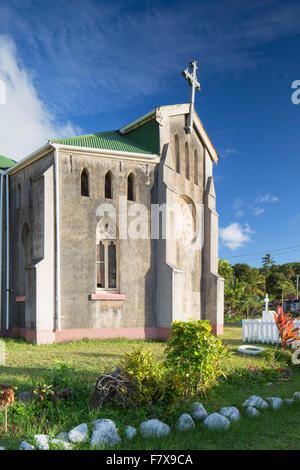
left=108, top=242, right=117, bottom=288
left=96, top=242, right=105, bottom=288
left=81, top=170, right=89, bottom=197
left=128, top=174, right=134, bottom=201
left=105, top=172, right=112, bottom=199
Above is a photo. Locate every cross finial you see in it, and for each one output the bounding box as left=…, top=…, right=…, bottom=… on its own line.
left=182, top=60, right=201, bottom=134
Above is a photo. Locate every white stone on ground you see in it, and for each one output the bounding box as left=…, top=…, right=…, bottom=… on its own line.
left=242, top=395, right=268, bottom=409
left=139, top=419, right=170, bottom=438
left=203, top=413, right=230, bottom=431
left=68, top=423, right=89, bottom=443
left=19, top=441, right=35, bottom=450
left=220, top=406, right=240, bottom=422
left=266, top=397, right=283, bottom=409
left=284, top=398, right=294, bottom=405
left=191, top=402, right=208, bottom=421
left=125, top=425, right=137, bottom=440
left=90, top=419, right=121, bottom=448
left=55, top=432, right=69, bottom=442
left=177, top=413, right=195, bottom=431
left=293, top=392, right=300, bottom=400
left=50, top=438, right=72, bottom=450
left=245, top=406, right=260, bottom=417
left=33, top=434, right=49, bottom=450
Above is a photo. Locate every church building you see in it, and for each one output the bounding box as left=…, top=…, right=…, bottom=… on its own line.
left=0, top=63, right=224, bottom=344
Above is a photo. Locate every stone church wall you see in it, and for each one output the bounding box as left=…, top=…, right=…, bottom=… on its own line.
left=5, top=152, right=55, bottom=336
left=156, top=112, right=205, bottom=329
left=57, top=150, right=157, bottom=337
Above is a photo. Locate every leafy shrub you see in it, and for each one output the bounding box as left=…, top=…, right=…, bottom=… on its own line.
left=119, top=345, right=163, bottom=404
left=164, top=319, right=230, bottom=398
left=44, top=360, right=74, bottom=389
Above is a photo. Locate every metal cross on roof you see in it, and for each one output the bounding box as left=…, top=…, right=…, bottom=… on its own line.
left=182, top=60, right=201, bottom=134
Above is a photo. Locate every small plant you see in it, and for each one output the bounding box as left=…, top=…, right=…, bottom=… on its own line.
left=272, top=306, right=300, bottom=366
left=164, top=319, right=230, bottom=398
left=33, top=382, right=54, bottom=414
left=44, top=360, right=74, bottom=390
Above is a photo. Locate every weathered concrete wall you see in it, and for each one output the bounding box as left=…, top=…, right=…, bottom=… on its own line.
left=7, top=152, right=55, bottom=331
left=156, top=111, right=204, bottom=327
left=58, top=150, right=157, bottom=331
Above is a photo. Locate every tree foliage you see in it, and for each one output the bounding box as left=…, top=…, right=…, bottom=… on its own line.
left=219, top=254, right=299, bottom=321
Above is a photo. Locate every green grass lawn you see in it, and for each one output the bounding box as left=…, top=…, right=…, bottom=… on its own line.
left=0, top=326, right=300, bottom=450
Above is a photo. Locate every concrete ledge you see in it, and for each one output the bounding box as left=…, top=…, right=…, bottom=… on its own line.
left=90, top=293, right=126, bottom=301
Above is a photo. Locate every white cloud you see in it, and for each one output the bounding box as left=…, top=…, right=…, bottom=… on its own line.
left=252, top=206, right=265, bottom=216
left=219, top=222, right=254, bottom=251
left=232, top=197, right=244, bottom=210
left=256, top=194, right=279, bottom=204
left=0, top=35, right=80, bottom=160
left=235, top=210, right=244, bottom=218
left=222, top=148, right=238, bottom=158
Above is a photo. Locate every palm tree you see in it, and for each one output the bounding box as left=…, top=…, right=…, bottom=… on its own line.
left=262, top=253, right=275, bottom=269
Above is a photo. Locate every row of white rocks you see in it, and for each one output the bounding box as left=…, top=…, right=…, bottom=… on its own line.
left=1, top=391, right=299, bottom=450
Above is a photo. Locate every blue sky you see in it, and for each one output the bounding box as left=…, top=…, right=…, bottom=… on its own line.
left=0, top=0, right=300, bottom=267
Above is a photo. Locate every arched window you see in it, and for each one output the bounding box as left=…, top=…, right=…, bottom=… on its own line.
left=19, top=222, right=32, bottom=296
left=194, top=150, right=198, bottom=185
left=96, top=217, right=118, bottom=290
left=17, top=183, right=21, bottom=209
left=127, top=173, right=135, bottom=201
left=28, top=178, right=33, bottom=207
left=105, top=171, right=112, bottom=199
left=81, top=168, right=89, bottom=197
left=175, top=134, right=180, bottom=173
left=185, top=142, right=189, bottom=180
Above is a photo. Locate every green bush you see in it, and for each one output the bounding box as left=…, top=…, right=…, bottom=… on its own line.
left=164, top=319, right=230, bottom=398
left=119, top=345, right=163, bottom=404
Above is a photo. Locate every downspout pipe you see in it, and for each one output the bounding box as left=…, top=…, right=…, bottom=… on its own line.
left=53, top=145, right=61, bottom=331
left=5, top=172, right=9, bottom=330
left=0, top=173, right=3, bottom=330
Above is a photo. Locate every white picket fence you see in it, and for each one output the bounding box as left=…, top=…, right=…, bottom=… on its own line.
left=242, top=319, right=300, bottom=345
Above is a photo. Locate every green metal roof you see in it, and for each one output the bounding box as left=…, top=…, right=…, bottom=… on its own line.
left=50, top=128, right=158, bottom=155
left=0, top=154, right=16, bottom=169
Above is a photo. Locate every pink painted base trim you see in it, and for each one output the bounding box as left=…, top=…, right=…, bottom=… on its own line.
left=0, top=327, right=170, bottom=344
left=0, top=323, right=223, bottom=344
left=91, top=293, right=126, bottom=301
left=211, top=324, right=224, bottom=336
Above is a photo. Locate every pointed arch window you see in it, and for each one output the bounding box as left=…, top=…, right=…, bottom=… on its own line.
left=194, top=150, right=198, bottom=185
left=175, top=134, right=180, bottom=173
left=185, top=142, right=190, bottom=180
left=105, top=171, right=112, bottom=199
left=81, top=168, right=89, bottom=197
left=28, top=178, right=33, bottom=207
left=96, top=217, right=118, bottom=290
left=17, top=183, right=21, bottom=209
left=127, top=173, right=135, bottom=201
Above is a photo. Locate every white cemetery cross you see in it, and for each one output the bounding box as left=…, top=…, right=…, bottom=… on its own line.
left=182, top=60, right=201, bottom=134
left=262, top=293, right=276, bottom=321
left=264, top=294, right=269, bottom=312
